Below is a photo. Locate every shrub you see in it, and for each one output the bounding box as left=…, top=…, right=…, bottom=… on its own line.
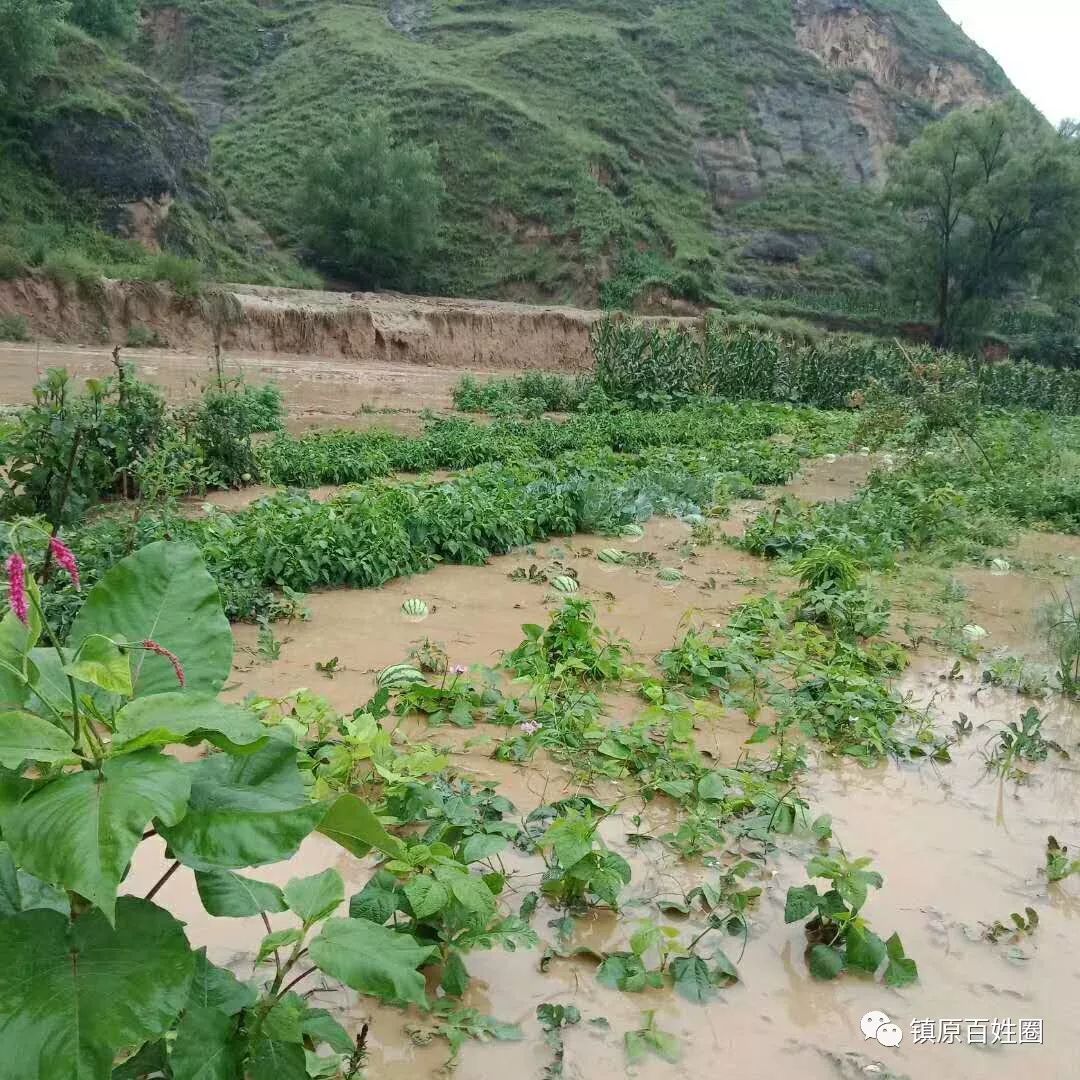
left=0, top=365, right=168, bottom=524
left=184, top=382, right=282, bottom=487
left=145, top=253, right=202, bottom=299
left=0, top=314, right=29, bottom=341
left=0, top=0, right=65, bottom=103
left=66, top=0, right=137, bottom=37
left=42, top=249, right=101, bottom=290
left=294, top=113, right=444, bottom=289
left=0, top=245, right=27, bottom=280
left=125, top=324, right=167, bottom=348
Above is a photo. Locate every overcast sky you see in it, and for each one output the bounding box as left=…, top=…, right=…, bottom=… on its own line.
left=938, top=1, right=1077, bottom=126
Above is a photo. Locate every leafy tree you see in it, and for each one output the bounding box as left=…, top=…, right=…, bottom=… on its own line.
left=887, top=96, right=1080, bottom=348
left=294, top=114, right=444, bottom=289
left=0, top=0, right=66, bottom=104
left=67, top=0, right=138, bottom=38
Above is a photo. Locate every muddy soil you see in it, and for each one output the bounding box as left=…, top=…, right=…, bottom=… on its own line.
left=0, top=341, right=479, bottom=421
left=124, top=499, right=1080, bottom=1080
left=0, top=277, right=664, bottom=374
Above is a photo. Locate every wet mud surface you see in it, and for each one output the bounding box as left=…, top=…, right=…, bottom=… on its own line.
left=125, top=485, right=1080, bottom=1079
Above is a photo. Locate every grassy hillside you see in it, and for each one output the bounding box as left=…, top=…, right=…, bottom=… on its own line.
left=0, top=21, right=315, bottom=289
left=166, top=0, right=1010, bottom=305
left=1, top=0, right=1014, bottom=309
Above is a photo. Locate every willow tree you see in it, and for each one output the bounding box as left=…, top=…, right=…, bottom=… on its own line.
left=887, top=96, right=1080, bottom=349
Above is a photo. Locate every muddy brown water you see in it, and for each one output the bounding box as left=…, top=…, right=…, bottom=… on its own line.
left=122, top=500, right=1080, bottom=1080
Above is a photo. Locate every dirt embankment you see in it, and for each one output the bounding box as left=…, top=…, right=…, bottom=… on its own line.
left=0, top=276, right=691, bottom=372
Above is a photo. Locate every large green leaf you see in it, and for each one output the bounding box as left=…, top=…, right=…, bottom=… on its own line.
left=883, top=931, right=919, bottom=988
left=284, top=868, right=344, bottom=926
left=317, top=793, right=405, bottom=859
left=4, top=751, right=191, bottom=923
left=64, top=635, right=133, bottom=697
left=186, top=948, right=257, bottom=1016
left=0, top=897, right=195, bottom=1080
left=26, top=646, right=116, bottom=719
left=246, top=996, right=310, bottom=1079
left=0, top=841, right=67, bottom=915
left=302, top=1009, right=354, bottom=1054
left=194, top=869, right=288, bottom=918
left=808, top=943, right=846, bottom=980
left=845, top=926, right=887, bottom=974
left=159, top=738, right=324, bottom=871
left=669, top=955, right=714, bottom=1004
left=246, top=1036, right=307, bottom=1080
left=347, top=870, right=401, bottom=924
left=0, top=710, right=74, bottom=769
left=68, top=542, right=232, bottom=696
left=0, top=610, right=38, bottom=711
left=309, top=917, right=437, bottom=1007
left=784, top=884, right=819, bottom=924
left=112, top=1041, right=168, bottom=1080
left=403, top=876, right=450, bottom=920
left=114, top=694, right=270, bottom=756
left=170, top=1007, right=243, bottom=1080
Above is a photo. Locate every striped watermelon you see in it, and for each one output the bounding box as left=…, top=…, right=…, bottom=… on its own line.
left=377, top=663, right=427, bottom=689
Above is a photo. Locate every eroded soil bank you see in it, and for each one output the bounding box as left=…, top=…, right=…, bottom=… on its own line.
left=0, top=278, right=695, bottom=393
left=125, top=497, right=1080, bottom=1080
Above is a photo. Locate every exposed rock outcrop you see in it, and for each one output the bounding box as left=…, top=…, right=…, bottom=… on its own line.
left=793, top=0, right=993, bottom=110
left=694, top=0, right=1001, bottom=210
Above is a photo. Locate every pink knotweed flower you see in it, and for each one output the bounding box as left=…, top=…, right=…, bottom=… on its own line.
left=143, top=639, right=186, bottom=687
left=49, top=536, right=81, bottom=591
left=520, top=720, right=541, bottom=736
left=451, top=664, right=468, bottom=676
left=6, top=553, right=28, bottom=625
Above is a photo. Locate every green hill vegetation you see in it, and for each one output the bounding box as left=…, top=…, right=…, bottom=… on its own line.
left=4, top=0, right=1065, bottom=325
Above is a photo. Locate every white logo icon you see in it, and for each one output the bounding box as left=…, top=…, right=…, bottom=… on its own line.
left=861, top=1011, right=904, bottom=1047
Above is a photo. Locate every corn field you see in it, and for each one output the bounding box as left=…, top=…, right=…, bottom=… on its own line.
left=592, top=317, right=1080, bottom=414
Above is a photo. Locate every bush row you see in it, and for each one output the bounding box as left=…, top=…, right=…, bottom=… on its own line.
left=592, top=317, right=1080, bottom=413
left=254, top=405, right=847, bottom=488
left=46, top=437, right=806, bottom=627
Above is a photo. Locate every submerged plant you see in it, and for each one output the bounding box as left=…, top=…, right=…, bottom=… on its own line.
left=983, top=706, right=1066, bottom=777
left=1044, top=836, right=1080, bottom=883
left=783, top=847, right=918, bottom=986
left=1038, top=587, right=1080, bottom=695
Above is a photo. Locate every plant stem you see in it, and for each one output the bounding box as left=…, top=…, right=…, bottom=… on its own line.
left=277, top=965, right=317, bottom=997
left=260, top=912, right=282, bottom=983
left=43, top=427, right=83, bottom=552
left=28, top=591, right=97, bottom=756
left=146, top=860, right=181, bottom=901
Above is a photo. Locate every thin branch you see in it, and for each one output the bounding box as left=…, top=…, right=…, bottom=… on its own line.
left=145, top=860, right=181, bottom=902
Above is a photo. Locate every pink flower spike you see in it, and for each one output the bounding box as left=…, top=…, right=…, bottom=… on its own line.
left=520, top=720, right=541, bottom=736
left=143, top=639, right=185, bottom=687
left=6, top=553, right=28, bottom=625
left=451, top=664, right=467, bottom=676
left=49, top=536, right=81, bottom=591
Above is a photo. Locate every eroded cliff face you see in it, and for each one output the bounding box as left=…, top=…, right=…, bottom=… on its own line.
left=794, top=0, right=993, bottom=110
left=696, top=0, right=1000, bottom=209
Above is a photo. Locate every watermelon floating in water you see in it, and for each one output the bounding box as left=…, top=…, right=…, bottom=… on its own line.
left=597, top=549, right=628, bottom=565
left=551, top=574, right=579, bottom=593
left=657, top=567, right=684, bottom=585
left=401, top=598, right=429, bottom=620
left=377, top=663, right=427, bottom=689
